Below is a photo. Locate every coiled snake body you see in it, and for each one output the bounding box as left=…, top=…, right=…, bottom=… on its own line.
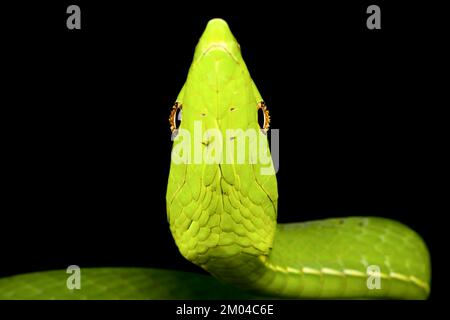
left=0, top=19, right=430, bottom=299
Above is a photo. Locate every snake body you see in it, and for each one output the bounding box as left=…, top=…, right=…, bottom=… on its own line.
left=166, top=19, right=430, bottom=299
left=0, top=19, right=430, bottom=299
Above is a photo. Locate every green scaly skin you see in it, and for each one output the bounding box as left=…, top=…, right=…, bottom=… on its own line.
left=0, top=268, right=258, bottom=299
left=0, top=19, right=430, bottom=299
left=166, top=19, right=430, bottom=299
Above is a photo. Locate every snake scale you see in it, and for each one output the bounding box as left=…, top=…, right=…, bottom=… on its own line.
left=0, top=19, right=430, bottom=300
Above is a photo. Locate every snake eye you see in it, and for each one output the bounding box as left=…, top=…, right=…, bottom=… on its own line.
left=169, top=102, right=182, bottom=135
left=257, top=102, right=270, bottom=134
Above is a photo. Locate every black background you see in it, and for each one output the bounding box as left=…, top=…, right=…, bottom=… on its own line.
left=2, top=0, right=444, bottom=309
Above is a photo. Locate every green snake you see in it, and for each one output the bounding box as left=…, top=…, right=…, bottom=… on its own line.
left=0, top=18, right=430, bottom=299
